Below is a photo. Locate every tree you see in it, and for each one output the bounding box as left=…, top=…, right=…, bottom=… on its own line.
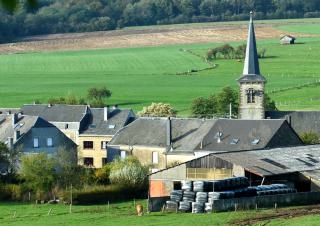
left=264, top=93, right=277, bottom=111
left=138, top=102, right=177, bottom=117
left=109, top=156, right=149, bottom=189
left=20, top=153, right=56, bottom=196
left=87, top=86, right=112, bottom=107
left=0, top=142, right=20, bottom=178
left=0, top=0, right=37, bottom=12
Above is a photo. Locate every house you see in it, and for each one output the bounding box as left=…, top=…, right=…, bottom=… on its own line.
left=0, top=113, right=77, bottom=154
left=21, top=104, right=90, bottom=144
left=280, top=35, right=296, bottom=45
left=149, top=145, right=320, bottom=212
left=108, top=117, right=303, bottom=171
left=78, top=107, right=135, bottom=168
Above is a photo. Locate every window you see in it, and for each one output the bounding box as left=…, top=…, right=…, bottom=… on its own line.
left=47, top=138, right=53, bottom=147
left=152, top=152, right=159, bottom=164
left=230, top=138, right=239, bottom=145
left=84, top=157, right=94, bottom=166
left=65, top=124, right=69, bottom=129
left=251, top=139, right=260, bottom=145
left=247, top=88, right=255, bottom=103
left=173, top=181, right=182, bottom=190
left=83, top=141, right=94, bottom=149
left=33, top=138, right=39, bottom=148
left=102, top=158, right=107, bottom=166
left=101, top=141, right=108, bottom=149
left=120, top=151, right=126, bottom=159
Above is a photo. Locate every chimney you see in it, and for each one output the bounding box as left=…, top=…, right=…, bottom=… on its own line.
left=104, top=107, right=108, bottom=121
left=11, top=113, right=18, bottom=127
left=7, top=137, right=14, bottom=149
left=14, top=130, right=21, bottom=141
left=285, top=115, right=291, bottom=125
left=166, top=117, right=172, bottom=147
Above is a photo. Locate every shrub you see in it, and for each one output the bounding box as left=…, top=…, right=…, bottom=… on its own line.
left=137, top=102, right=177, bottom=117
left=0, top=184, right=23, bottom=201
left=300, top=132, right=320, bottom=145
left=109, top=157, right=149, bottom=189
left=68, top=185, right=147, bottom=205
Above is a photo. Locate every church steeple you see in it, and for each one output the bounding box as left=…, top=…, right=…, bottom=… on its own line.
left=238, top=11, right=266, bottom=83
left=238, top=12, right=266, bottom=120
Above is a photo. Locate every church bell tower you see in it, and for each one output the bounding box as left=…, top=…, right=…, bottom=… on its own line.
left=238, top=12, right=266, bottom=120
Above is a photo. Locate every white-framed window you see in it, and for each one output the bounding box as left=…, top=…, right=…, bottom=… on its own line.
left=152, top=152, right=159, bottom=164
left=120, top=151, right=126, bottom=159
left=47, top=138, right=53, bottom=147
left=33, top=138, right=39, bottom=148
left=101, top=141, right=108, bottom=149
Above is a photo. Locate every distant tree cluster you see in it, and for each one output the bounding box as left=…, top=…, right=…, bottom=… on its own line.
left=191, top=86, right=277, bottom=118
left=206, top=44, right=266, bottom=61
left=47, top=86, right=111, bottom=107
left=2, top=0, right=320, bottom=43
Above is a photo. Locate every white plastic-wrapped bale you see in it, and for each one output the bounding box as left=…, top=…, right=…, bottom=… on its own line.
left=192, top=202, right=205, bottom=214
left=170, top=190, right=183, bottom=202
left=179, top=201, right=191, bottom=212
left=208, top=191, right=235, bottom=202
left=205, top=203, right=213, bottom=213
left=196, top=192, right=208, bottom=203
left=183, top=191, right=196, bottom=202
left=193, top=181, right=205, bottom=192
left=166, top=201, right=178, bottom=211
left=182, top=181, right=193, bottom=191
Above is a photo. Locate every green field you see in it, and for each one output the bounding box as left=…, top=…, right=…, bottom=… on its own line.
left=1, top=201, right=320, bottom=226
left=2, top=19, right=320, bottom=115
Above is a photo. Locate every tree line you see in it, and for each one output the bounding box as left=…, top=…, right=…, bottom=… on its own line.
left=2, top=0, right=320, bottom=43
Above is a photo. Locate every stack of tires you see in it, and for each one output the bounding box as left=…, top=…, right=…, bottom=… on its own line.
left=183, top=191, right=195, bottom=202
left=192, top=202, right=205, bottom=213
left=170, top=190, right=183, bottom=202
left=165, top=200, right=178, bottom=211
left=182, top=180, right=193, bottom=191
left=179, top=201, right=191, bottom=212
left=254, top=184, right=297, bottom=196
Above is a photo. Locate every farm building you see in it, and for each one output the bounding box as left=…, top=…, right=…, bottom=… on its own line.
left=108, top=117, right=302, bottom=171
left=280, top=35, right=296, bottom=45
left=149, top=145, right=320, bottom=211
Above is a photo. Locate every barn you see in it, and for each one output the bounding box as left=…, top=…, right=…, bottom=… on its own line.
left=280, top=35, right=296, bottom=45
left=149, top=145, right=320, bottom=212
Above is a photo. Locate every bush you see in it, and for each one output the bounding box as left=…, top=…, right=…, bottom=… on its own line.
left=69, top=185, right=147, bottom=205
left=300, top=132, right=320, bottom=145
left=137, top=102, right=177, bottom=117
left=0, top=184, right=23, bottom=201
left=109, top=157, right=149, bottom=189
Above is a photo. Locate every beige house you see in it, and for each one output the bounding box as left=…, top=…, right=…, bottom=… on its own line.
left=78, top=107, right=135, bottom=168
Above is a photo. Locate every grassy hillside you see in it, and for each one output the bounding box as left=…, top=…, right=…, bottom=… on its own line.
left=1, top=21, right=320, bottom=115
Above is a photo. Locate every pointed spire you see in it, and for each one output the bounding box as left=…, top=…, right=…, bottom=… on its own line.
left=243, top=11, right=260, bottom=75
left=238, top=11, right=266, bottom=83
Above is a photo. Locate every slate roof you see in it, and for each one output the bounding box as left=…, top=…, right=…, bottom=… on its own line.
left=265, top=111, right=320, bottom=134
left=198, top=119, right=302, bottom=153
left=109, top=117, right=216, bottom=151
left=109, top=118, right=302, bottom=154
left=238, top=13, right=266, bottom=83
left=213, top=145, right=320, bottom=177
left=21, top=104, right=88, bottom=122
left=0, top=114, right=54, bottom=144
left=80, top=108, right=134, bottom=136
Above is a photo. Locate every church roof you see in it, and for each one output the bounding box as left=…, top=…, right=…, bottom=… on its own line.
left=238, top=12, right=266, bottom=83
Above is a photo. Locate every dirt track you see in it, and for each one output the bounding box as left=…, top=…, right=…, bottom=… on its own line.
left=230, top=205, right=320, bottom=225
left=0, top=23, right=310, bottom=54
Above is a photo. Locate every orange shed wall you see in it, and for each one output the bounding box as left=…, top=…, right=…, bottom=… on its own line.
left=150, top=180, right=171, bottom=198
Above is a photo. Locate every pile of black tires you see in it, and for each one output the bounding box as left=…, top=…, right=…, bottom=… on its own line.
left=166, top=178, right=296, bottom=213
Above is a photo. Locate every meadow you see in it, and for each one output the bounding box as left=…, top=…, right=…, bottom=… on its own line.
left=1, top=200, right=320, bottom=226
left=1, top=19, right=320, bottom=115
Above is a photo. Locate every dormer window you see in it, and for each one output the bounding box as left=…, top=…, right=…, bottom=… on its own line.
left=247, top=88, right=255, bottom=103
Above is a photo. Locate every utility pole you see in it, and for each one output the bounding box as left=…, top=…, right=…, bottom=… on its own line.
left=229, top=102, right=232, bottom=119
